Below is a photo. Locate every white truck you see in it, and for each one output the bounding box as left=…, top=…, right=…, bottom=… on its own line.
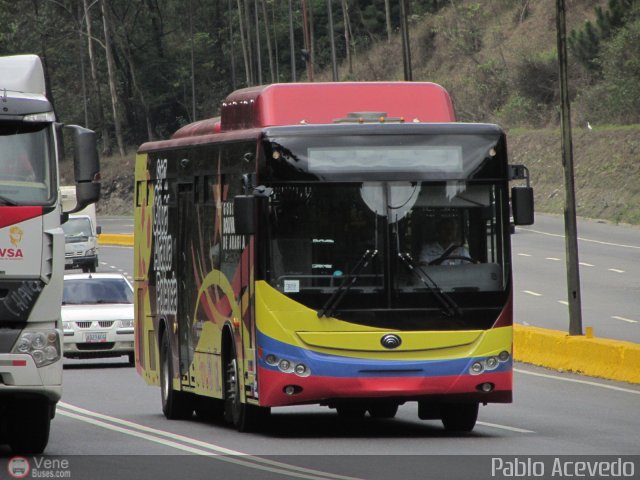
left=0, top=54, right=100, bottom=453
left=61, top=186, right=101, bottom=272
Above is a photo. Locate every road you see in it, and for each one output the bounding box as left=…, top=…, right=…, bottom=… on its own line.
left=513, top=214, right=640, bottom=343
left=7, top=214, right=633, bottom=479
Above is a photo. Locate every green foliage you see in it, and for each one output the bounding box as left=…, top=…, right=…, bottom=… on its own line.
left=569, top=0, right=635, bottom=72
left=496, top=94, right=546, bottom=128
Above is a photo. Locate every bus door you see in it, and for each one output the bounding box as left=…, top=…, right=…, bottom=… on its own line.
left=177, top=179, right=196, bottom=388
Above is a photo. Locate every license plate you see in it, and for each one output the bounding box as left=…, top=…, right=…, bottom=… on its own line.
left=85, top=332, right=107, bottom=343
left=65, top=259, right=73, bottom=265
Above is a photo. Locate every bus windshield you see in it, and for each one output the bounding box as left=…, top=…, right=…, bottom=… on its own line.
left=265, top=181, right=510, bottom=331
left=0, top=122, right=55, bottom=205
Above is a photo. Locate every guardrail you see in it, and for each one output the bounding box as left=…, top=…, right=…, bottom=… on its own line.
left=98, top=233, right=640, bottom=385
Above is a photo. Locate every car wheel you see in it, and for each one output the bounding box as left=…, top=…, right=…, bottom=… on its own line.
left=223, top=347, right=269, bottom=432
left=88, top=262, right=97, bottom=273
left=441, top=402, right=479, bottom=432
left=159, top=333, right=193, bottom=420
left=9, top=399, right=51, bottom=454
left=127, top=352, right=135, bottom=366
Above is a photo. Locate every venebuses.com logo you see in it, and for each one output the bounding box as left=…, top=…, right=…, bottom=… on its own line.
left=6, top=456, right=71, bottom=478
left=7, top=457, right=30, bottom=479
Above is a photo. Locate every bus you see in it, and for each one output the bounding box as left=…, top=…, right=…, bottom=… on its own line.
left=134, top=82, right=534, bottom=432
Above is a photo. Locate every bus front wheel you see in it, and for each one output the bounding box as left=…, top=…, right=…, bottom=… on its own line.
left=440, top=402, right=479, bottom=432
left=224, top=349, right=269, bottom=432
left=159, top=333, right=193, bottom=420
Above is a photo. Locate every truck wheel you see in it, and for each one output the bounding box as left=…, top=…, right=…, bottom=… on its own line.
left=9, top=399, right=51, bottom=454
left=441, top=402, right=479, bottom=432
left=223, top=348, right=269, bottom=432
left=159, top=333, right=193, bottom=420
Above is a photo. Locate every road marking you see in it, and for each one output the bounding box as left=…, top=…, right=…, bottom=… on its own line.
left=519, top=228, right=640, bottom=250
left=608, top=268, right=625, bottom=273
left=517, top=253, right=532, bottom=257
left=557, top=300, right=569, bottom=306
left=579, top=262, right=594, bottom=267
left=515, top=368, right=640, bottom=395
left=57, top=402, right=360, bottom=480
left=612, top=316, right=638, bottom=324
left=522, top=290, right=542, bottom=297
left=477, top=421, right=534, bottom=434
left=545, top=257, right=561, bottom=261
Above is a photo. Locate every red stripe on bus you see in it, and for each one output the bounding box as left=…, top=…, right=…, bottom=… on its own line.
left=0, top=206, right=43, bottom=229
left=258, top=367, right=512, bottom=407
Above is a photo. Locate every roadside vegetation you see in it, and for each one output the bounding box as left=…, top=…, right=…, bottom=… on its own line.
left=5, top=0, right=638, bottom=223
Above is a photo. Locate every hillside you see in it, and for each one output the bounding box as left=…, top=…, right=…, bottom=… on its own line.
left=60, top=0, right=640, bottom=225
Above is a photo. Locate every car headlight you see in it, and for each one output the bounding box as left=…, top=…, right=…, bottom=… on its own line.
left=85, top=247, right=96, bottom=256
left=119, top=319, right=134, bottom=328
left=12, top=330, right=61, bottom=367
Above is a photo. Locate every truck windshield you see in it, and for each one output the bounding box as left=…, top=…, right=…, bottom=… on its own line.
left=0, top=121, right=55, bottom=205
left=265, top=181, right=510, bottom=331
left=62, top=217, right=93, bottom=240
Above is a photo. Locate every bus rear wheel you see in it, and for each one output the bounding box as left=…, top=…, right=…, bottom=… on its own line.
left=440, top=402, right=479, bottom=432
left=159, top=333, right=193, bottom=420
left=224, top=349, right=269, bottom=432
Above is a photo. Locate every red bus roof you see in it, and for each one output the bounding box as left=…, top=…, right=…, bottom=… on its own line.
left=220, top=82, right=455, bottom=132
left=149, top=82, right=455, bottom=148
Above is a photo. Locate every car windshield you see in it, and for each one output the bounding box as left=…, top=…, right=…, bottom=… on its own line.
left=63, top=277, right=133, bottom=305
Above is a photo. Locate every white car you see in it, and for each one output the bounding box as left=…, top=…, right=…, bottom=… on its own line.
left=62, top=273, right=135, bottom=365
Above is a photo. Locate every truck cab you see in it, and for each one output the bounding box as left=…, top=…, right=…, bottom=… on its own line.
left=61, top=187, right=101, bottom=272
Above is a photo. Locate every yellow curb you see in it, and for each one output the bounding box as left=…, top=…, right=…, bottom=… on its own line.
left=98, top=233, right=134, bottom=246
left=93, top=232, right=640, bottom=385
left=514, top=324, right=640, bottom=384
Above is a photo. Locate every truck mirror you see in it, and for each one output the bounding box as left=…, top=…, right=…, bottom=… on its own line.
left=511, top=186, right=534, bottom=225
left=64, top=125, right=100, bottom=212
left=234, top=195, right=257, bottom=235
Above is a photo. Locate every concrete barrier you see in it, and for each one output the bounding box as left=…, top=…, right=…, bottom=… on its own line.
left=97, top=233, right=640, bottom=385
left=98, top=233, right=134, bottom=246
left=514, top=324, right=640, bottom=384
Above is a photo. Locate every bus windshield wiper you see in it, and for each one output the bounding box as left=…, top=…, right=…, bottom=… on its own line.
left=398, top=252, right=462, bottom=318
left=317, top=249, right=378, bottom=318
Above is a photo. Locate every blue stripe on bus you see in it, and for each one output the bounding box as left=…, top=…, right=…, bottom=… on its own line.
left=256, top=330, right=511, bottom=378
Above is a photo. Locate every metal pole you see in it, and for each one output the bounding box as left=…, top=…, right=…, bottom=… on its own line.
left=556, top=0, right=583, bottom=335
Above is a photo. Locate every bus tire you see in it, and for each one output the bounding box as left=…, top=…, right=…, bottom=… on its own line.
left=9, top=399, right=51, bottom=454
left=368, top=402, right=399, bottom=419
left=224, top=349, right=269, bottom=432
left=440, top=402, right=479, bottom=432
left=160, top=333, right=193, bottom=420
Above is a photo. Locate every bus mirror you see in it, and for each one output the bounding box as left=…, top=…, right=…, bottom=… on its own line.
left=234, top=195, right=257, bottom=235
left=511, top=186, right=534, bottom=225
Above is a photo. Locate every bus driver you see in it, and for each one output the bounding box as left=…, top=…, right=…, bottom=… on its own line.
left=419, top=216, right=472, bottom=266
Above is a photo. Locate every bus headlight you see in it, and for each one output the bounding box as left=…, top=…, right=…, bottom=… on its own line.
left=498, top=350, right=510, bottom=362
left=485, top=356, right=499, bottom=370
left=469, top=361, right=484, bottom=375
left=12, top=330, right=61, bottom=367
